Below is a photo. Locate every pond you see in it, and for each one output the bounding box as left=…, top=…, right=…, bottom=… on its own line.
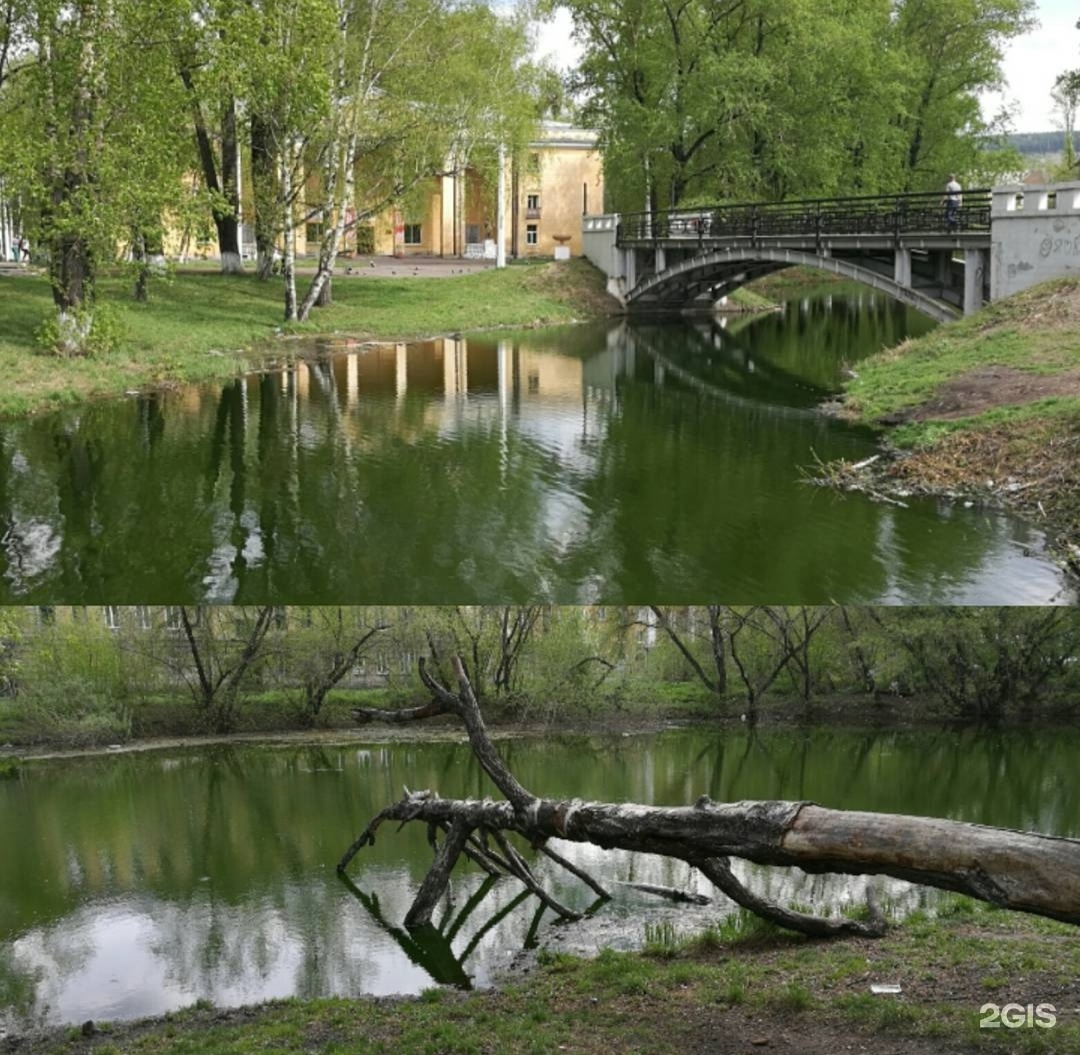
left=2, top=726, right=1078, bottom=1030
left=0, top=290, right=1071, bottom=604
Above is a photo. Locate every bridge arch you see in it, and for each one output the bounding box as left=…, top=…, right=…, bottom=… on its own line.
left=628, top=247, right=960, bottom=323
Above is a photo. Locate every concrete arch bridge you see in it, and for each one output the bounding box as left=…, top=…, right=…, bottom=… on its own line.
left=582, top=184, right=1080, bottom=322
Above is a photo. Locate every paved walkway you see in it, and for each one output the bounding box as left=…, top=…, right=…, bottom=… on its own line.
left=336, top=255, right=495, bottom=279
left=170, top=255, right=498, bottom=280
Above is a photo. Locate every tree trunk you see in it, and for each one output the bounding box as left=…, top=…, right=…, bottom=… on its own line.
left=132, top=228, right=164, bottom=302
left=707, top=606, right=727, bottom=696
left=297, top=128, right=356, bottom=322
left=50, top=232, right=93, bottom=311
left=340, top=659, right=1080, bottom=934
left=46, top=1, right=98, bottom=328
left=177, top=63, right=243, bottom=275
left=218, top=96, right=243, bottom=273
left=251, top=111, right=278, bottom=281
left=133, top=230, right=149, bottom=302
left=281, top=141, right=298, bottom=322
left=345, top=791, right=1080, bottom=928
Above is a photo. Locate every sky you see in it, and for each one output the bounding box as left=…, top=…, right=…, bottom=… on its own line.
left=986, top=0, right=1078, bottom=132
left=533, top=0, right=1079, bottom=136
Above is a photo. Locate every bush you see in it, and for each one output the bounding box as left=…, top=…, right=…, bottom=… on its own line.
left=35, top=302, right=125, bottom=357
left=14, top=619, right=139, bottom=742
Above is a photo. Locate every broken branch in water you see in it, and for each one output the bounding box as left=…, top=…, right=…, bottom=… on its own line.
left=339, top=658, right=1080, bottom=936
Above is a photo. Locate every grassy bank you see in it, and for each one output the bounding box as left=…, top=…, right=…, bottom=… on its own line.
left=20, top=900, right=1080, bottom=1054
left=835, top=277, right=1080, bottom=572
left=0, top=260, right=620, bottom=417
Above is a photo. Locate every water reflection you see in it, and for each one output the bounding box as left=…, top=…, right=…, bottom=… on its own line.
left=2, top=727, right=1078, bottom=1029
left=0, top=295, right=1071, bottom=603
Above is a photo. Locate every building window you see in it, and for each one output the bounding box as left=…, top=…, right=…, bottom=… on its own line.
left=135, top=606, right=152, bottom=630
left=103, top=606, right=122, bottom=631
left=305, top=222, right=324, bottom=244
left=526, top=224, right=538, bottom=246
left=403, top=223, right=422, bottom=245
left=525, top=193, right=541, bottom=220
left=164, top=607, right=184, bottom=631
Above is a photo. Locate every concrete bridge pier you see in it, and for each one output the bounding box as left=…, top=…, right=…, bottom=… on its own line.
left=894, top=248, right=912, bottom=287
left=964, top=249, right=987, bottom=317
left=622, top=245, right=637, bottom=293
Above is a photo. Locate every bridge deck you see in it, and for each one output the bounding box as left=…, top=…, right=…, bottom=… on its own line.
left=616, top=189, right=992, bottom=249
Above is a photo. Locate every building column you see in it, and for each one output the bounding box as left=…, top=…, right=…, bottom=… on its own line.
left=655, top=246, right=666, bottom=273
left=964, top=249, right=987, bottom=316
left=620, top=246, right=637, bottom=290
left=893, top=248, right=912, bottom=288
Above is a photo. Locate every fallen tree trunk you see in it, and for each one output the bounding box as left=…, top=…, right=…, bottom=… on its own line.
left=340, top=657, right=1080, bottom=935
left=340, top=789, right=1080, bottom=927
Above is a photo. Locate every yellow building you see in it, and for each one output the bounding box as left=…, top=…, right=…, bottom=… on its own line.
left=365, top=121, right=604, bottom=260
left=168, top=121, right=603, bottom=264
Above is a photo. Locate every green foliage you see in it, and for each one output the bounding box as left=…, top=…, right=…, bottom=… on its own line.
left=34, top=302, right=126, bottom=358
left=0, top=758, right=20, bottom=780
left=354, top=224, right=375, bottom=254
left=559, top=0, right=1036, bottom=211
left=14, top=619, right=137, bottom=743
left=0, top=609, right=23, bottom=695
left=873, top=608, right=1080, bottom=721
left=3, top=605, right=1080, bottom=746
left=1, top=0, right=197, bottom=318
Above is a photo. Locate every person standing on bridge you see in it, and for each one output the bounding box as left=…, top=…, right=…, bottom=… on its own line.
left=943, top=175, right=962, bottom=231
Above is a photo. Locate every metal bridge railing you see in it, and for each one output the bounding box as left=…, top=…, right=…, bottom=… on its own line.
left=617, top=189, right=992, bottom=245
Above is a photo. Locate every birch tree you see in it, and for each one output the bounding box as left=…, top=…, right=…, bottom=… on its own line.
left=283, top=0, right=540, bottom=323
left=0, top=0, right=194, bottom=351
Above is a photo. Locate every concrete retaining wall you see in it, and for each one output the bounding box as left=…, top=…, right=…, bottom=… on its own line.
left=582, top=214, right=628, bottom=303
left=991, top=182, right=1080, bottom=300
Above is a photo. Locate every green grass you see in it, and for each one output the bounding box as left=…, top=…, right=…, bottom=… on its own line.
left=20, top=908, right=1080, bottom=1054
left=827, top=277, right=1080, bottom=561
left=0, top=260, right=616, bottom=417
left=643, top=919, right=681, bottom=957
left=0, top=685, right=417, bottom=748
left=843, top=276, right=1080, bottom=435
left=722, top=284, right=778, bottom=312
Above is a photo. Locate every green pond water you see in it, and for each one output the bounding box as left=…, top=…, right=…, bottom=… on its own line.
left=2, top=726, right=1078, bottom=1029
left=0, top=290, right=1071, bottom=604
